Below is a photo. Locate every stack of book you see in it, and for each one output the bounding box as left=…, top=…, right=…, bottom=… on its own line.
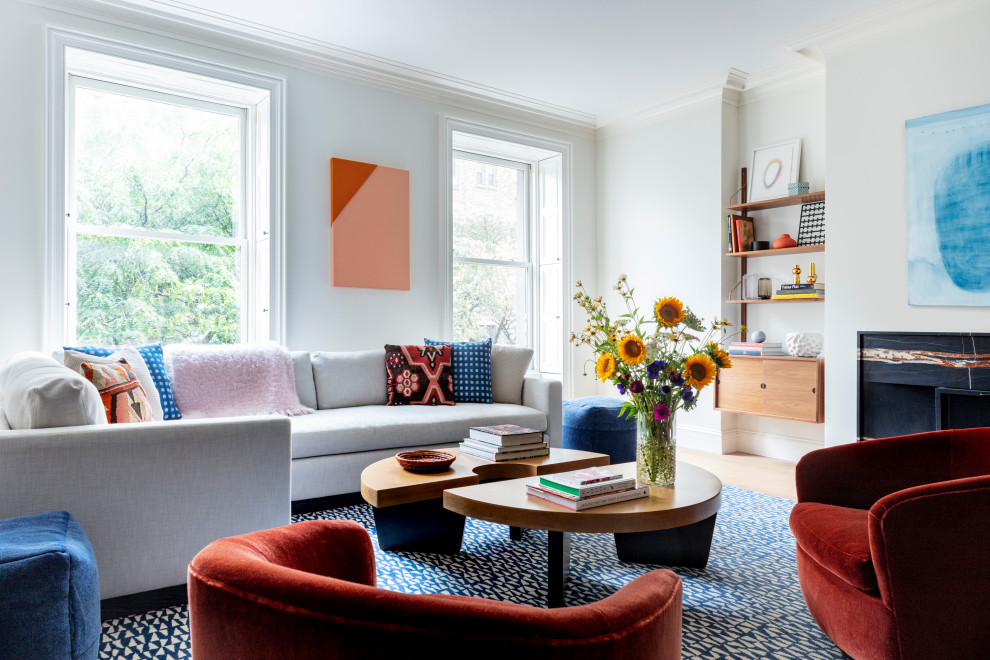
left=459, top=424, right=549, bottom=462
left=728, top=341, right=787, bottom=356
left=526, top=467, right=649, bottom=510
left=771, top=282, right=825, bottom=300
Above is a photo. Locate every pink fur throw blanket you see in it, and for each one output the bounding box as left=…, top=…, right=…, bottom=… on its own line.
left=168, top=343, right=313, bottom=419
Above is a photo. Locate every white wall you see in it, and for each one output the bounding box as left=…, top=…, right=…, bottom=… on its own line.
left=825, top=2, right=990, bottom=446
left=0, top=2, right=596, bottom=393
left=595, top=102, right=727, bottom=452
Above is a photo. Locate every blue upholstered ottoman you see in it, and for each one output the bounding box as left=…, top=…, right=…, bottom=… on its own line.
left=562, top=396, right=636, bottom=463
left=0, top=510, right=101, bottom=660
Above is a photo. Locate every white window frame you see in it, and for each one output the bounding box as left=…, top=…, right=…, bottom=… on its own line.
left=44, top=28, right=286, bottom=348
left=440, top=116, right=573, bottom=392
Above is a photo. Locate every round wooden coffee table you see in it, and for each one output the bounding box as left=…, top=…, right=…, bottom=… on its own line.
left=443, top=461, right=722, bottom=607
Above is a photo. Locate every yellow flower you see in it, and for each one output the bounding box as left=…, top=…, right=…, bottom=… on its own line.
left=595, top=353, right=617, bottom=381
left=684, top=354, right=717, bottom=389
left=616, top=334, right=647, bottom=365
left=655, top=297, right=685, bottom=327
left=706, top=342, right=732, bottom=369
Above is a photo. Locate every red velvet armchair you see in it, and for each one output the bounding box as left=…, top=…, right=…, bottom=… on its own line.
left=188, top=520, right=682, bottom=659
left=789, top=428, right=990, bottom=660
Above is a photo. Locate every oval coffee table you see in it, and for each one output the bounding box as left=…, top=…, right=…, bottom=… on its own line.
left=443, top=461, right=722, bottom=607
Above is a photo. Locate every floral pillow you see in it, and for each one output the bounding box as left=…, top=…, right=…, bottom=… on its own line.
left=80, top=361, right=154, bottom=424
left=384, top=344, right=454, bottom=406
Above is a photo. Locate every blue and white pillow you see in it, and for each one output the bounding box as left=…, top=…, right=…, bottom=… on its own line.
left=424, top=338, right=492, bottom=403
left=64, top=343, right=181, bottom=420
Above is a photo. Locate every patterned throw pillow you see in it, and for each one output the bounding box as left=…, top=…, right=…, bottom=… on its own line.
left=424, top=338, right=492, bottom=403
left=65, top=343, right=181, bottom=420
left=80, top=361, right=153, bottom=424
left=384, top=344, right=454, bottom=406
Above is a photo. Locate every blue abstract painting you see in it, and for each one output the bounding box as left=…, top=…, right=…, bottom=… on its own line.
left=907, top=102, right=990, bottom=306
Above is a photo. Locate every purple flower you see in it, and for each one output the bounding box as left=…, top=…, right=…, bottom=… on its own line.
left=646, top=360, right=666, bottom=380
left=682, top=387, right=694, bottom=403
left=616, top=382, right=627, bottom=395
left=653, top=403, right=671, bottom=421
left=670, top=371, right=685, bottom=387
left=660, top=385, right=671, bottom=395
left=630, top=380, right=645, bottom=394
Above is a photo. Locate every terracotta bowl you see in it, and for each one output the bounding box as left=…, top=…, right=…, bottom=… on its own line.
left=395, top=450, right=456, bottom=473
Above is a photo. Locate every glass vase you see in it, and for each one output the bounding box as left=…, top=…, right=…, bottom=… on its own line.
left=636, top=412, right=676, bottom=487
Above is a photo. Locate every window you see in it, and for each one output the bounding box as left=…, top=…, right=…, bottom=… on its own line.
left=47, top=34, right=284, bottom=347
left=447, top=128, right=565, bottom=376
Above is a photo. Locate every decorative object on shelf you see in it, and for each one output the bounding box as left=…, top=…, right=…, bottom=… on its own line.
left=906, top=102, right=990, bottom=306
left=395, top=450, right=456, bottom=473
left=791, top=264, right=802, bottom=284
left=750, top=330, right=767, bottom=343
left=752, top=240, right=770, bottom=251
left=758, top=278, right=773, bottom=299
left=330, top=157, right=410, bottom=290
left=807, top=263, right=818, bottom=284
left=749, top=139, right=802, bottom=202
left=774, top=233, right=798, bottom=249
left=571, top=276, right=736, bottom=486
left=797, top=201, right=826, bottom=247
left=788, top=182, right=810, bottom=196
left=785, top=332, right=824, bottom=357
left=742, top=273, right=760, bottom=300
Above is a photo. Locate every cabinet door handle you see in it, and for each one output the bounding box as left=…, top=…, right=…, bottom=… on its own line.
left=760, top=383, right=766, bottom=389
left=812, top=387, right=816, bottom=394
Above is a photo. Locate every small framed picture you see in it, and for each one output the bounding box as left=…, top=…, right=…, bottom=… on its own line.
left=749, top=139, right=802, bottom=202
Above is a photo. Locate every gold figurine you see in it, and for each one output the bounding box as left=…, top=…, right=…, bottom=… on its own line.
left=807, top=262, right=817, bottom=284
left=792, top=264, right=802, bottom=285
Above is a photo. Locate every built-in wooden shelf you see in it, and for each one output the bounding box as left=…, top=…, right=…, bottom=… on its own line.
left=724, top=354, right=820, bottom=362
left=726, top=191, right=825, bottom=212
left=726, top=244, right=825, bottom=258
left=725, top=298, right=824, bottom=305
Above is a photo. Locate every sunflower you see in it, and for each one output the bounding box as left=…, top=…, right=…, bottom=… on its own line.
left=705, top=341, right=732, bottom=369
left=683, top=354, right=717, bottom=389
left=655, top=297, right=685, bottom=327
left=595, top=353, right=617, bottom=381
left=616, top=334, right=647, bottom=365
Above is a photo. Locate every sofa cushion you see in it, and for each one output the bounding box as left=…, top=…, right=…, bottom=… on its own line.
left=0, top=353, right=106, bottom=430
left=79, top=361, right=153, bottom=424
left=291, top=351, right=318, bottom=410
left=67, top=343, right=181, bottom=420
left=424, top=338, right=492, bottom=403
left=790, top=501, right=878, bottom=592
left=491, top=345, right=533, bottom=405
left=63, top=347, right=164, bottom=421
left=384, top=344, right=454, bottom=406
left=312, top=350, right=387, bottom=409
left=289, top=403, right=548, bottom=458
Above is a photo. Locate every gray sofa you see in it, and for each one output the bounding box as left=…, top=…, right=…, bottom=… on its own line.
left=0, top=345, right=561, bottom=600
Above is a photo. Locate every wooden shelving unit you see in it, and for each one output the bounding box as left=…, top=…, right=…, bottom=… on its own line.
left=726, top=190, right=825, bottom=212
left=725, top=298, right=824, bottom=305
left=726, top=244, right=824, bottom=259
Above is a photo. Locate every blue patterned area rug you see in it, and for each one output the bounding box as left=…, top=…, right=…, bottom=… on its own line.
left=99, top=485, right=844, bottom=659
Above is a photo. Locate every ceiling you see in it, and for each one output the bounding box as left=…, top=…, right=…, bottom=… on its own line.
left=110, top=0, right=882, bottom=117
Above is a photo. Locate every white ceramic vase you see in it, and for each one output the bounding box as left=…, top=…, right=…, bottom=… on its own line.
left=785, top=332, right=823, bottom=357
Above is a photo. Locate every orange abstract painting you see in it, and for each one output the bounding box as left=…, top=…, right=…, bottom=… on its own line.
left=330, top=157, right=410, bottom=289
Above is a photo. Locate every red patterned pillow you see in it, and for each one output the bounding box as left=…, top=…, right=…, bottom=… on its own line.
left=80, top=361, right=154, bottom=423
left=384, top=344, right=454, bottom=406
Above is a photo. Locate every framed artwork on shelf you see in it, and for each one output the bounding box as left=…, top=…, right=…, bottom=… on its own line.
left=748, top=139, right=802, bottom=202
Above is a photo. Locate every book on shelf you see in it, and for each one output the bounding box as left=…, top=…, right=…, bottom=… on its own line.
left=459, top=444, right=550, bottom=462
left=771, top=292, right=825, bottom=300
left=537, top=475, right=637, bottom=498
left=728, top=348, right=788, bottom=356
left=468, top=424, right=544, bottom=445
left=460, top=438, right=547, bottom=455
left=539, top=466, right=622, bottom=488
left=726, top=214, right=736, bottom=252
left=729, top=341, right=782, bottom=349
left=526, top=483, right=649, bottom=510
left=732, top=216, right=754, bottom=252
left=779, top=282, right=825, bottom=291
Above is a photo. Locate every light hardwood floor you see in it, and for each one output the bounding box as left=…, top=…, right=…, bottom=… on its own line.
left=678, top=447, right=797, bottom=500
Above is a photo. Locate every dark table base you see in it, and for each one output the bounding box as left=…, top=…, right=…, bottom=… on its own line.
left=373, top=499, right=465, bottom=553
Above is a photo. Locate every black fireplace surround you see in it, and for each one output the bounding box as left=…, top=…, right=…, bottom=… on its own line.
left=857, top=332, right=990, bottom=440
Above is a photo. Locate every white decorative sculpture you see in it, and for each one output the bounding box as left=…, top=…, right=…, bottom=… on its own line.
left=785, top=332, right=823, bottom=357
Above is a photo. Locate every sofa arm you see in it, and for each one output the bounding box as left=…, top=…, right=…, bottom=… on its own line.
left=523, top=376, right=562, bottom=448
left=868, top=474, right=990, bottom=658
left=0, top=416, right=291, bottom=599
left=795, top=431, right=959, bottom=510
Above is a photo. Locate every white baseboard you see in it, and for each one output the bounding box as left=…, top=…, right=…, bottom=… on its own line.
left=734, top=429, right=823, bottom=463
left=677, top=424, right=730, bottom=454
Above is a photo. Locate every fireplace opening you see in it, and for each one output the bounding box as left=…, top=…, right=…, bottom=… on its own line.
left=935, top=387, right=990, bottom=431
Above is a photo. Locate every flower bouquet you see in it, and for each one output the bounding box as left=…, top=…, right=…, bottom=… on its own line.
left=570, top=275, right=736, bottom=486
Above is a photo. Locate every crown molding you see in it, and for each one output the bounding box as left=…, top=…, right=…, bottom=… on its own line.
left=596, top=68, right=748, bottom=138
left=739, top=58, right=824, bottom=106
left=23, top=0, right=598, bottom=137
left=774, top=0, right=989, bottom=60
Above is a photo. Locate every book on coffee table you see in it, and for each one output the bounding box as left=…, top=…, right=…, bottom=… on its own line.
left=469, top=424, right=544, bottom=445
left=525, top=483, right=649, bottom=510
left=539, top=466, right=623, bottom=488
left=459, top=444, right=550, bottom=462
left=536, top=475, right=636, bottom=498
left=460, top=437, right=547, bottom=455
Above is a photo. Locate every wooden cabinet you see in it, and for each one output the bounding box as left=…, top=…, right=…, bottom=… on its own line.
left=714, top=355, right=824, bottom=423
